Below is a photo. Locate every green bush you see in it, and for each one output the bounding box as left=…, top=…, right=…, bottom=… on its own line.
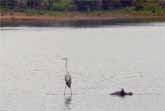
left=52, top=0, right=75, bottom=11
left=0, top=7, right=7, bottom=11
left=124, top=7, right=135, bottom=12
left=24, top=9, right=45, bottom=16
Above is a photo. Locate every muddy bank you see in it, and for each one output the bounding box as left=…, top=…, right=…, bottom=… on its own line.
left=1, top=14, right=165, bottom=27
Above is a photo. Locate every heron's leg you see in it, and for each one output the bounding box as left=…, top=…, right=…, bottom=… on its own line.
left=64, top=85, right=66, bottom=95
left=70, top=88, right=72, bottom=96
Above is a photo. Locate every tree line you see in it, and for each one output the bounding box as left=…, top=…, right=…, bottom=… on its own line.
left=0, top=0, right=165, bottom=11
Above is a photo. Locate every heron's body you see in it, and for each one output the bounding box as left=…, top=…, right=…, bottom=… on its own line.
left=63, top=57, right=72, bottom=95
left=65, top=74, right=72, bottom=88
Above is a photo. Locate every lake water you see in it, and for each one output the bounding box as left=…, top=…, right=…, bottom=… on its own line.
left=0, top=23, right=165, bottom=111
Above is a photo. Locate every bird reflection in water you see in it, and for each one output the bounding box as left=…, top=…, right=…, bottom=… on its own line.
left=64, top=95, right=72, bottom=111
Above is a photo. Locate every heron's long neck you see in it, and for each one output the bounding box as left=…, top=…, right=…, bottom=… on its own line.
left=65, top=60, right=69, bottom=74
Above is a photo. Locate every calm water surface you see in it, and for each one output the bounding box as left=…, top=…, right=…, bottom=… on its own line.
left=0, top=23, right=165, bottom=111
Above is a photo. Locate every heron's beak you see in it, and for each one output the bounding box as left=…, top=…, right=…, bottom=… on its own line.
left=61, top=57, right=67, bottom=61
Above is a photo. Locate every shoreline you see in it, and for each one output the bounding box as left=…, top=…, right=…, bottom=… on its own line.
left=1, top=13, right=165, bottom=26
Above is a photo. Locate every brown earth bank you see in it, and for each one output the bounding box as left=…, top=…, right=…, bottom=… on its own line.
left=1, top=14, right=165, bottom=21
left=1, top=12, right=165, bottom=26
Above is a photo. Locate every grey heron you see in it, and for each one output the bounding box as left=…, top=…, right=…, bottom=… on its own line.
left=62, top=57, right=72, bottom=96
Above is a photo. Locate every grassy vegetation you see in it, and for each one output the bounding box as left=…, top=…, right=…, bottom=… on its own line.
left=120, top=6, right=165, bottom=16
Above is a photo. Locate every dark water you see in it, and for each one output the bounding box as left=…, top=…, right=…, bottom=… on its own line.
left=0, top=24, right=165, bottom=111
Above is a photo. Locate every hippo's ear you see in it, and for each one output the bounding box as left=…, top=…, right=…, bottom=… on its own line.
left=129, top=92, right=133, bottom=95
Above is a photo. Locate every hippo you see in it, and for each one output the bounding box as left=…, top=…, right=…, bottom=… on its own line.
left=110, top=88, right=133, bottom=97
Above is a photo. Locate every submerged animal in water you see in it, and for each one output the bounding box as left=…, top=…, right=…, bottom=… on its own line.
left=110, top=88, right=133, bottom=97
left=62, top=57, right=72, bottom=96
